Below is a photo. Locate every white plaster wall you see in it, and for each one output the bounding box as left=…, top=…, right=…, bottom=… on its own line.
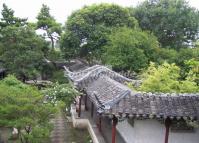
left=169, top=128, right=199, bottom=143
left=120, top=119, right=199, bottom=143
left=117, top=120, right=135, bottom=143
left=133, top=119, right=165, bottom=143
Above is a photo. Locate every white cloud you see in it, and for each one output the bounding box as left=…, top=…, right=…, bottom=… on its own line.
left=0, top=0, right=198, bottom=24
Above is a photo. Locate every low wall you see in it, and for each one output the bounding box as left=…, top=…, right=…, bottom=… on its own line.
left=70, top=104, right=100, bottom=143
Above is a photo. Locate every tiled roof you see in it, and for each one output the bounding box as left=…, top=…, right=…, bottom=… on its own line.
left=65, top=65, right=132, bottom=88
left=64, top=65, right=199, bottom=120
left=67, top=59, right=89, bottom=71
left=111, top=93, right=199, bottom=120
left=85, top=76, right=131, bottom=112
left=65, top=65, right=102, bottom=82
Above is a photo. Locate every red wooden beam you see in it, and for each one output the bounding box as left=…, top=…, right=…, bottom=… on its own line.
left=112, top=116, right=118, bottom=143
left=91, top=102, right=94, bottom=118
left=78, top=95, right=82, bottom=117
left=99, top=115, right=102, bottom=132
left=85, top=94, right=88, bottom=111
left=164, top=118, right=172, bottom=143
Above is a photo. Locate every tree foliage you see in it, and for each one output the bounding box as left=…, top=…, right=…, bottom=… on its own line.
left=184, top=58, right=199, bottom=85
left=102, top=27, right=159, bottom=72
left=157, top=47, right=199, bottom=66
left=0, top=3, right=27, bottom=29
left=133, top=0, right=199, bottom=49
left=43, top=83, right=79, bottom=109
left=37, top=4, right=62, bottom=49
left=0, top=75, right=57, bottom=143
left=156, top=47, right=199, bottom=81
left=0, top=25, right=46, bottom=81
left=175, top=48, right=199, bottom=67
left=61, top=3, right=138, bottom=62
left=134, top=62, right=199, bottom=93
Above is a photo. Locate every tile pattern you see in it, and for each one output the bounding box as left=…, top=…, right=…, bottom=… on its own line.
left=85, top=76, right=131, bottom=109
left=65, top=65, right=199, bottom=120
left=111, top=93, right=199, bottom=120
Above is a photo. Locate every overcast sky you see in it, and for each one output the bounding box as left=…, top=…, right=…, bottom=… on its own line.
left=0, top=0, right=199, bottom=24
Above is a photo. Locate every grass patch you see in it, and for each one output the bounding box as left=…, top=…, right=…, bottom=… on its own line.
left=66, top=122, right=92, bottom=143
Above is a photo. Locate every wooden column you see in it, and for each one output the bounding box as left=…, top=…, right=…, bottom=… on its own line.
left=78, top=95, right=82, bottom=117
left=112, top=116, right=118, bottom=143
left=91, top=102, right=94, bottom=118
left=85, top=94, right=88, bottom=111
left=164, top=118, right=171, bottom=143
left=98, top=114, right=102, bottom=132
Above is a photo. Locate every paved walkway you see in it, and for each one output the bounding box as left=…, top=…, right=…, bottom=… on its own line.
left=50, top=113, right=68, bottom=143
left=50, top=112, right=91, bottom=143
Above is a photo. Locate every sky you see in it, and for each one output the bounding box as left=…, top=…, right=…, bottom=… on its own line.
left=0, top=0, right=199, bottom=24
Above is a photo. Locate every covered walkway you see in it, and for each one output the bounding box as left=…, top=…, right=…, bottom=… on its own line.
left=65, top=64, right=199, bottom=143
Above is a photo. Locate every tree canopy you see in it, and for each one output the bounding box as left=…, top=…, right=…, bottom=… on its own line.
left=130, top=61, right=199, bottom=93
left=0, top=25, right=46, bottom=81
left=61, top=3, right=138, bottom=62
left=37, top=4, right=62, bottom=49
left=0, top=3, right=27, bottom=29
left=133, top=0, right=199, bottom=49
left=0, top=75, right=57, bottom=142
left=102, top=27, right=159, bottom=72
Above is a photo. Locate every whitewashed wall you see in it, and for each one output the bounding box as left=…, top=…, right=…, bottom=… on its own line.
left=117, top=119, right=199, bottom=143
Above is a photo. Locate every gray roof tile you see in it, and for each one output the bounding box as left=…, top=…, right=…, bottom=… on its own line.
left=110, top=93, right=199, bottom=120
left=64, top=64, right=199, bottom=120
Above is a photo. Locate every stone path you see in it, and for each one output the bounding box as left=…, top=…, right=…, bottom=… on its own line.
left=50, top=112, right=90, bottom=143
left=50, top=113, right=69, bottom=143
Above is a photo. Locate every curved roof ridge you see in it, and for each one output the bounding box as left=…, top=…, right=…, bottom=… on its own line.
left=65, top=65, right=132, bottom=85
left=64, top=65, right=101, bottom=80
left=72, top=65, right=101, bottom=75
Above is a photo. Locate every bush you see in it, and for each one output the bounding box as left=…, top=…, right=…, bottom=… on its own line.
left=0, top=75, right=57, bottom=142
left=43, top=83, right=79, bottom=110
left=130, top=62, right=199, bottom=93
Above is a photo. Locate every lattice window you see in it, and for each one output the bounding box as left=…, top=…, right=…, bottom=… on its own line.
left=171, top=120, right=196, bottom=132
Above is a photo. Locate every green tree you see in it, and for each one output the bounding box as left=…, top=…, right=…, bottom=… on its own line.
left=102, top=27, right=159, bottom=72
left=157, top=48, right=178, bottom=64
left=0, top=26, right=46, bottom=82
left=0, top=75, right=57, bottom=143
left=0, top=3, right=27, bottom=28
left=175, top=48, right=199, bottom=67
left=184, top=59, right=199, bottom=85
left=133, top=0, right=199, bottom=49
left=133, top=62, right=199, bottom=93
left=61, top=3, right=138, bottom=62
left=37, top=4, right=62, bottom=49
